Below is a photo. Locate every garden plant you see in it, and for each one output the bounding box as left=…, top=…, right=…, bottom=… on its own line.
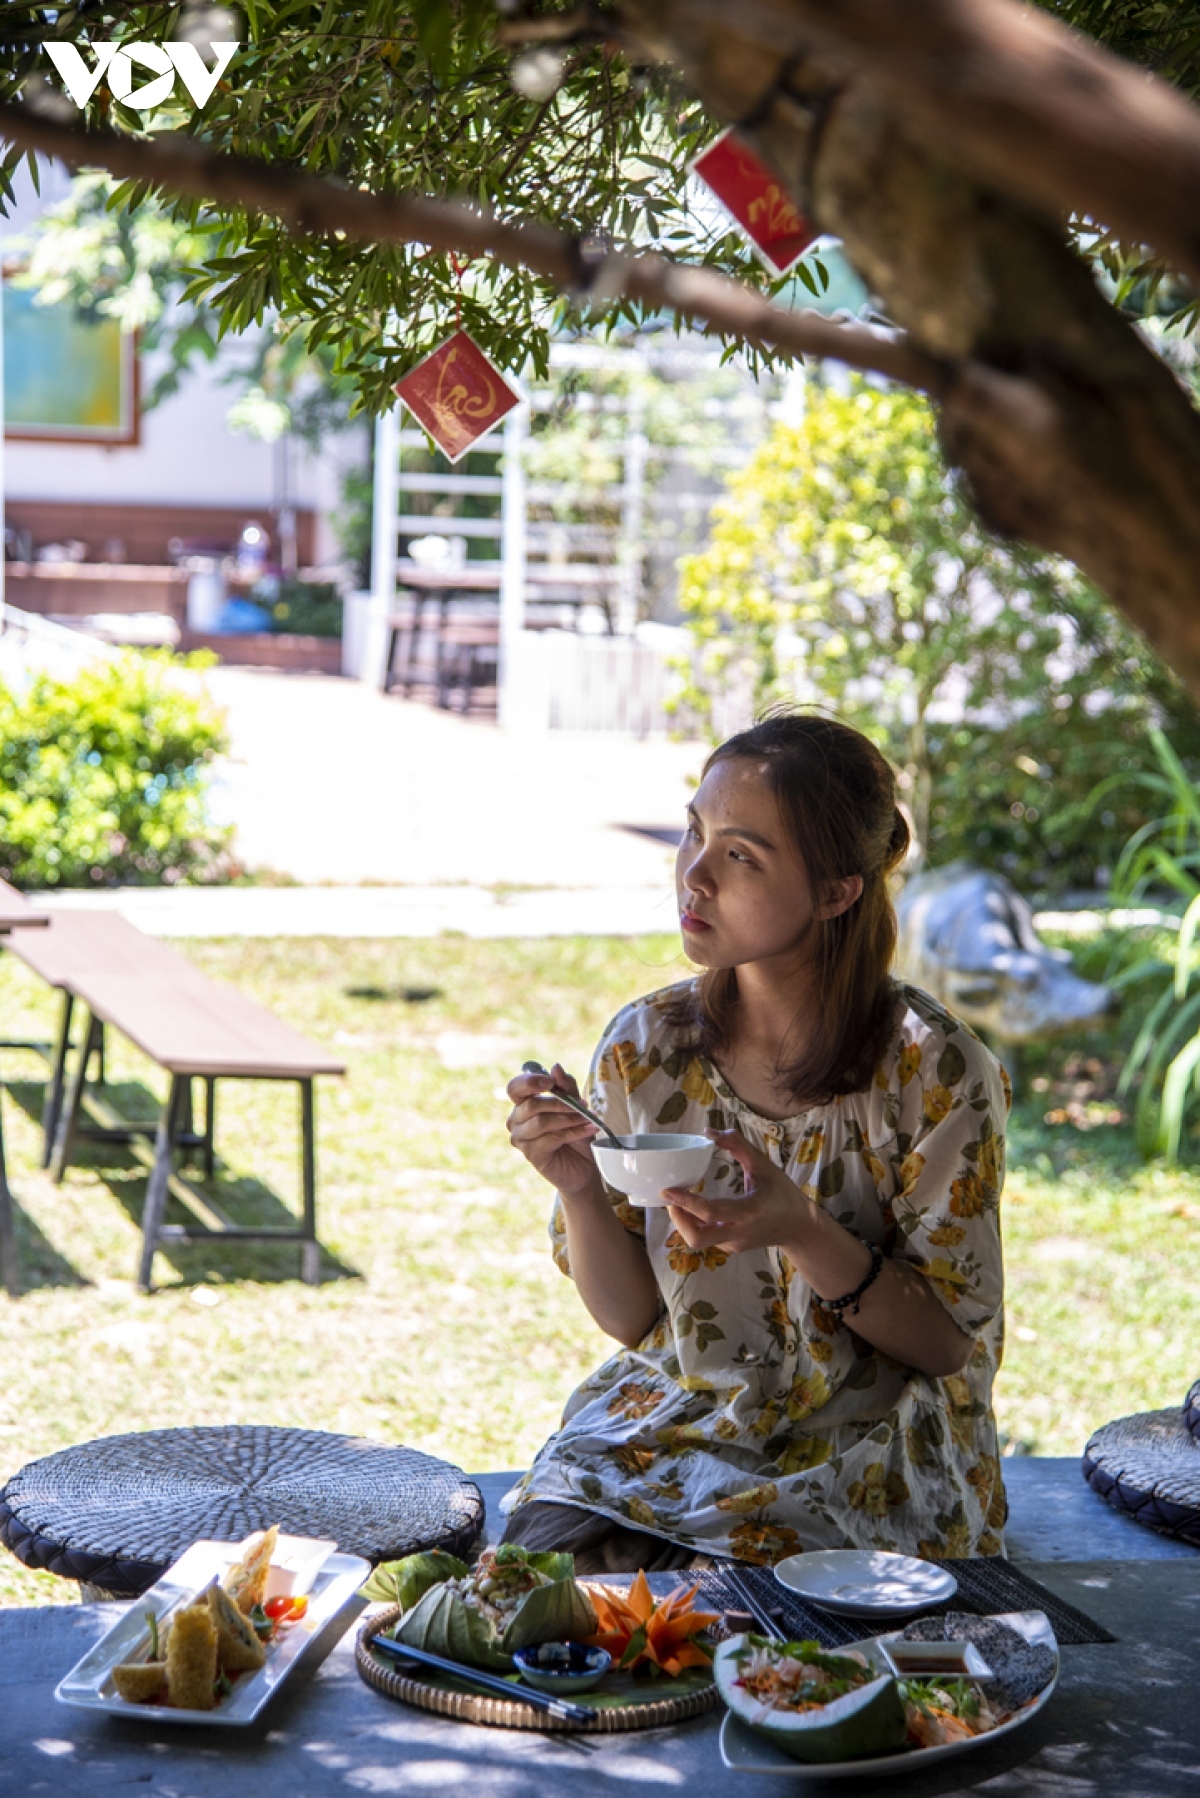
left=1078, top=730, right=1200, bottom=1161
left=0, top=652, right=229, bottom=888
left=677, top=377, right=1200, bottom=890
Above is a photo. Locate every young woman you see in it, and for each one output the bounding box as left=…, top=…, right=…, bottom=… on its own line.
left=503, top=712, right=1008, bottom=1572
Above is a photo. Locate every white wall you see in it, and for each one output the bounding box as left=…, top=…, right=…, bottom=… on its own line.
left=7, top=357, right=347, bottom=563
left=2, top=158, right=356, bottom=567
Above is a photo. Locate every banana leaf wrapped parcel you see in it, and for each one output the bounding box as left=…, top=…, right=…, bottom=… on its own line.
left=361, top=1543, right=598, bottom=1671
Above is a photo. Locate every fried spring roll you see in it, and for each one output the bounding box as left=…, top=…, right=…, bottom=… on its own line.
left=166, top=1602, right=218, bottom=1710
left=112, top=1661, right=168, bottom=1703
left=222, top=1524, right=279, bottom=1615
left=207, top=1581, right=266, bottom=1672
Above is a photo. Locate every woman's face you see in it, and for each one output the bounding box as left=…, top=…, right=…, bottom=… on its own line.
left=675, top=757, right=820, bottom=974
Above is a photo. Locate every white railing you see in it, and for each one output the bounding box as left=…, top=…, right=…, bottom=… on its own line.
left=0, top=603, right=118, bottom=682
left=505, top=627, right=687, bottom=737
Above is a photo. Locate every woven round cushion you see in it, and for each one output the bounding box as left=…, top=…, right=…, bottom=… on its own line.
left=1082, top=1407, right=1200, bottom=1544
left=1184, top=1379, right=1200, bottom=1444
left=0, top=1425, right=484, bottom=1598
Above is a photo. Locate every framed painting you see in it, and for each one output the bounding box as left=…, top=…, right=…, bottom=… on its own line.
left=3, top=279, right=139, bottom=444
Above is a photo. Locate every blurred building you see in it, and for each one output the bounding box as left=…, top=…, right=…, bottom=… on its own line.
left=2, top=161, right=354, bottom=658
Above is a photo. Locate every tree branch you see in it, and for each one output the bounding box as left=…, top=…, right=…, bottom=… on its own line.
left=0, top=101, right=934, bottom=392
left=632, top=0, right=1200, bottom=289
left=616, top=0, right=1200, bottom=702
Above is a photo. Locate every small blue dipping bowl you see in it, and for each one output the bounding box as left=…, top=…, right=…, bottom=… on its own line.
left=512, top=1642, right=612, bottom=1693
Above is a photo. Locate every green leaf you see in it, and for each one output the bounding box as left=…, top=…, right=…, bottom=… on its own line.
left=393, top=1582, right=511, bottom=1670
left=412, top=0, right=455, bottom=78
left=1158, top=1030, right=1200, bottom=1161
left=358, top=1549, right=467, bottom=1608
left=392, top=1569, right=596, bottom=1670
left=520, top=1550, right=577, bottom=1583
left=1175, top=891, right=1200, bottom=1000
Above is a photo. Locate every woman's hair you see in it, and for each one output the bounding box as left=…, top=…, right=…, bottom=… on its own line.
left=664, top=708, right=910, bottom=1107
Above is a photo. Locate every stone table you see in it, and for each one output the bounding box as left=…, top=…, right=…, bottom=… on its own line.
left=3, top=1558, right=1198, bottom=1796
left=4, top=1458, right=1198, bottom=1795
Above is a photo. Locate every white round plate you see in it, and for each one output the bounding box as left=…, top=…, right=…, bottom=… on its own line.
left=719, top=1609, right=1058, bottom=1779
left=773, top=1549, right=957, bottom=1617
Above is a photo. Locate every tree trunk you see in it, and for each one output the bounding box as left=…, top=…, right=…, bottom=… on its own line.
left=619, top=2, right=1200, bottom=701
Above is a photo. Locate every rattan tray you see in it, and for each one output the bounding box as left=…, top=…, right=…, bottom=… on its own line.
left=355, top=1606, right=719, bottom=1733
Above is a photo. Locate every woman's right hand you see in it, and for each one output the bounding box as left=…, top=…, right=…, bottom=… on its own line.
left=505, top=1064, right=603, bottom=1200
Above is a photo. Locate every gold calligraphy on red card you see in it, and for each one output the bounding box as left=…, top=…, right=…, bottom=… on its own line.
left=393, top=330, right=521, bottom=463
left=691, top=130, right=817, bottom=276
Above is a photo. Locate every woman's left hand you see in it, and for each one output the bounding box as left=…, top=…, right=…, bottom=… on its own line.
left=663, top=1128, right=811, bottom=1255
left=665, top=1127, right=974, bottom=1378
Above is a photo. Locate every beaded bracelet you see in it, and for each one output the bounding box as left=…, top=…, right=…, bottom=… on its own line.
left=817, top=1240, right=884, bottom=1319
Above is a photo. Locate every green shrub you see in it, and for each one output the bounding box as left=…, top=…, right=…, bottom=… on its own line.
left=0, top=652, right=231, bottom=888
left=676, top=377, right=1200, bottom=895
left=926, top=708, right=1200, bottom=898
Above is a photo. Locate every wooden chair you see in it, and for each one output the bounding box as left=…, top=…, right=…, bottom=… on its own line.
left=436, top=620, right=500, bottom=712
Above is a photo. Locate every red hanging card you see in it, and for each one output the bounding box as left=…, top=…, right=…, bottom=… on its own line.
left=393, top=329, right=521, bottom=463
left=691, top=129, right=818, bottom=277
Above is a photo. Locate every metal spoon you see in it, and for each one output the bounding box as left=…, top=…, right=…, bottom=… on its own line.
left=521, top=1061, right=624, bottom=1149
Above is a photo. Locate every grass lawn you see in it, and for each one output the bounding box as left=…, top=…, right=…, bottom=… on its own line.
left=1, top=929, right=1198, bottom=1606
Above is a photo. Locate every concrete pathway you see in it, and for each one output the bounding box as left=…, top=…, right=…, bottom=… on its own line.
left=202, top=667, right=703, bottom=889
left=39, top=669, right=1139, bottom=941
left=44, top=882, right=683, bottom=938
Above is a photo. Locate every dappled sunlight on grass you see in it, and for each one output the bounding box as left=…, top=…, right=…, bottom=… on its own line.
left=0, top=931, right=1197, bottom=1604
left=998, top=1111, right=1200, bottom=1458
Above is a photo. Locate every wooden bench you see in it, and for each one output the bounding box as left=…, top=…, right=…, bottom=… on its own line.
left=5, top=910, right=344, bottom=1291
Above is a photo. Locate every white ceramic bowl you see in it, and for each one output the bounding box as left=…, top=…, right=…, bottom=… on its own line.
left=261, top=1535, right=338, bottom=1600
left=591, top=1133, right=715, bottom=1207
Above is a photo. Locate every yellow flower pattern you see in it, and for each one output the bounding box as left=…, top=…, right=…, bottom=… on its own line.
left=511, top=980, right=1008, bottom=1562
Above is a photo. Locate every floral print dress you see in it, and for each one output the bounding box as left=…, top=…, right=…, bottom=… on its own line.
left=505, top=980, right=1010, bottom=1564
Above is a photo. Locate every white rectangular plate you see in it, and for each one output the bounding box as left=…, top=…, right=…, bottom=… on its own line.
left=719, top=1610, right=1058, bottom=1779
left=55, top=1540, right=369, bottom=1727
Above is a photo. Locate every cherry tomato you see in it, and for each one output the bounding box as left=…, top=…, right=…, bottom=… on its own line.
left=264, top=1594, right=309, bottom=1623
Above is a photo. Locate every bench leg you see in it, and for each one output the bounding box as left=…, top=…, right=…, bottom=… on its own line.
left=403, top=594, right=430, bottom=697
left=138, top=1075, right=184, bottom=1293
left=0, top=1093, right=18, bottom=1299
left=383, top=624, right=400, bottom=694
left=300, top=1078, right=318, bottom=1286
left=50, top=1010, right=102, bottom=1185
left=203, top=1077, right=216, bottom=1181
left=41, top=992, right=74, bottom=1168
